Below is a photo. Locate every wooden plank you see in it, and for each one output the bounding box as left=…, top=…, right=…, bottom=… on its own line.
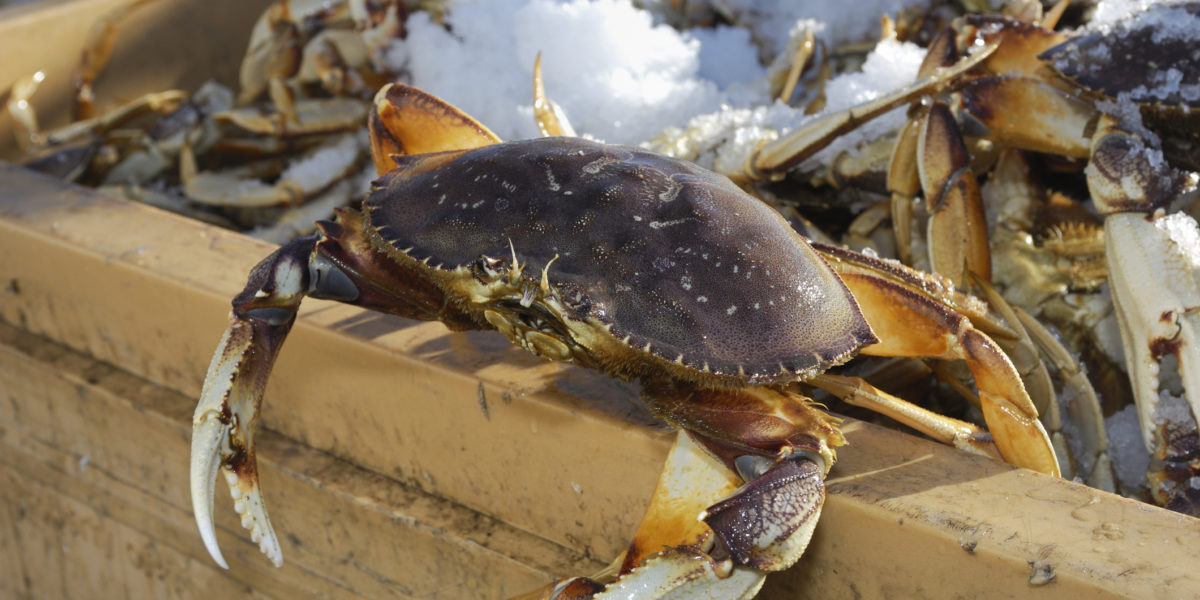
left=0, top=321, right=602, bottom=598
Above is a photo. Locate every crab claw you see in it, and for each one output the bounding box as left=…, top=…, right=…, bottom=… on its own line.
left=1089, top=114, right=1200, bottom=511
left=192, top=316, right=287, bottom=568
left=191, top=235, right=316, bottom=568
left=520, top=431, right=772, bottom=599
left=1106, top=211, right=1200, bottom=509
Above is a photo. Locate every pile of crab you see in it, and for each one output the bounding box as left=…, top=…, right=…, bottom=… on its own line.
left=7, top=0, right=1200, bottom=596
left=9, top=0, right=410, bottom=243
left=625, top=0, right=1200, bottom=514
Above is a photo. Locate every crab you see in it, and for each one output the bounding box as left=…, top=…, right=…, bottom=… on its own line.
left=191, top=82, right=1059, bottom=597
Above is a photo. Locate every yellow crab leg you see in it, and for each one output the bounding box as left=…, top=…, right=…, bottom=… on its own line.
left=369, top=82, right=500, bottom=174
left=815, top=243, right=1059, bottom=476
left=956, top=76, right=1095, bottom=159
left=918, top=99, right=991, bottom=286
left=887, top=117, right=922, bottom=267
left=747, top=41, right=998, bottom=180
left=532, top=53, right=576, bottom=138
left=810, top=373, right=1002, bottom=460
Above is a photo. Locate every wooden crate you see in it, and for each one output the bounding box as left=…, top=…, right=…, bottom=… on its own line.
left=1, top=0, right=1197, bottom=597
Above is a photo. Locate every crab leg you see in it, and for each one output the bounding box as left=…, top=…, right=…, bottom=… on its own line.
left=192, top=207, right=485, bottom=568
left=815, top=243, right=1059, bottom=476
left=192, top=235, right=316, bottom=568
left=368, top=82, right=500, bottom=174
left=956, top=76, right=1095, bottom=159
left=887, top=117, right=922, bottom=267
left=641, top=381, right=843, bottom=569
left=515, top=383, right=840, bottom=600
left=918, top=99, right=991, bottom=286
left=810, top=373, right=1002, bottom=460
left=747, top=41, right=997, bottom=180
left=532, top=54, right=576, bottom=138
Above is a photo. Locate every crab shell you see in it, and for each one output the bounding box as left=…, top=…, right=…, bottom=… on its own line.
left=1039, top=2, right=1200, bottom=169
left=363, top=136, right=877, bottom=387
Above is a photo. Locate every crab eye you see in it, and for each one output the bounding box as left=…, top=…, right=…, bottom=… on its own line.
left=558, top=282, right=591, bottom=314
left=472, top=255, right=506, bottom=281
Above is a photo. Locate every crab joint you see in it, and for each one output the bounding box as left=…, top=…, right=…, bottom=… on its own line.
left=701, top=454, right=825, bottom=571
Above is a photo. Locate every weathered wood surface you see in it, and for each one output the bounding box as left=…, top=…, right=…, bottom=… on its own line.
left=0, top=318, right=600, bottom=598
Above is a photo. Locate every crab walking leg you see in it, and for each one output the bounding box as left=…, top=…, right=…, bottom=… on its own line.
left=815, top=244, right=1059, bottom=476
left=887, top=118, right=922, bottom=267
left=532, top=53, right=576, bottom=138
left=810, top=373, right=1003, bottom=460
left=192, top=235, right=317, bottom=568
left=747, top=41, right=997, bottom=180
left=918, top=100, right=990, bottom=287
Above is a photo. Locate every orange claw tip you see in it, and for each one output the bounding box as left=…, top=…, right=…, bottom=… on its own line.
left=369, top=82, right=501, bottom=175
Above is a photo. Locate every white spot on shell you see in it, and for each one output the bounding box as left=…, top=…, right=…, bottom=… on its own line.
left=680, top=275, right=693, bottom=290
left=726, top=305, right=737, bottom=315
left=697, top=296, right=708, bottom=303
left=649, top=218, right=688, bottom=229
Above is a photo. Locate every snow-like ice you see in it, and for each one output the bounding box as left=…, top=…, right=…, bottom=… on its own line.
left=384, top=0, right=927, bottom=151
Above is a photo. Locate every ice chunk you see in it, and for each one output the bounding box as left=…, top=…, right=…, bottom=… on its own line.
left=689, top=25, right=766, bottom=90
left=1105, top=403, right=1151, bottom=490
left=396, top=0, right=729, bottom=144
left=1155, top=211, right=1200, bottom=270
left=712, top=0, right=928, bottom=57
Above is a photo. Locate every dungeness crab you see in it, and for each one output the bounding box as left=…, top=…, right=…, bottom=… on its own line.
left=191, top=84, right=1059, bottom=597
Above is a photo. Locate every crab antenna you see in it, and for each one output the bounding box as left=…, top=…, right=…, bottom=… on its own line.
left=507, top=238, right=524, bottom=279
left=540, top=254, right=560, bottom=294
